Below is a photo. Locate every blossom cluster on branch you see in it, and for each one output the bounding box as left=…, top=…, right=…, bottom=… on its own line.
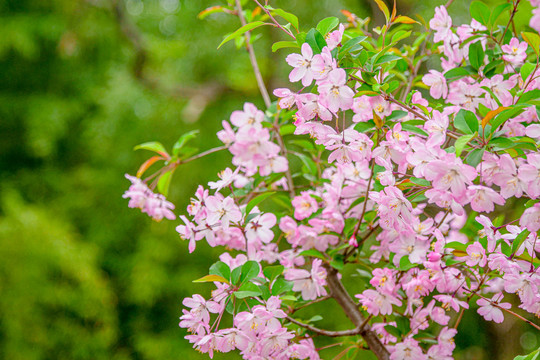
left=123, top=0, right=540, bottom=359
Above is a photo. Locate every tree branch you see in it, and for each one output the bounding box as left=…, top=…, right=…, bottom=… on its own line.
left=285, top=315, right=368, bottom=337
left=323, top=264, right=390, bottom=360
left=235, top=0, right=271, bottom=108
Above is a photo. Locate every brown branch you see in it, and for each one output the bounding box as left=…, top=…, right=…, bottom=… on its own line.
left=324, top=264, right=390, bottom=360
left=235, top=0, right=271, bottom=108
left=285, top=315, right=368, bottom=337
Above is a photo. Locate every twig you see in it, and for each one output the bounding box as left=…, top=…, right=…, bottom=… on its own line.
left=381, top=93, right=429, bottom=121
left=235, top=0, right=271, bottom=108
left=499, top=0, right=521, bottom=44
left=289, top=295, right=331, bottom=314
left=178, top=145, right=228, bottom=165
left=252, top=0, right=296, bottom=39
left=272, top=112, right=296, bottom=197
left=286, top=315, right=367, bottom=337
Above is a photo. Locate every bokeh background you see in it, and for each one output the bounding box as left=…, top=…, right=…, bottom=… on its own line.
left=0, top=0, right=538, bottom=359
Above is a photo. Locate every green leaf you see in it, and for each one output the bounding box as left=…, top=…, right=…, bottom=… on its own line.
left=272, top=41, right=299, bottom=52
left=470, top=1, right=490, bottom=25
left=231, top=266, right=242, bottom=284
left=218, top=21, right=266, bottom=49
left=316, top=17, right=339, bottom=36
left=271, top=278, right=293, bottom=295
left=466, top=148, right=485, bottom=167
left=134, top=141, right=168, bottom=156
left=522, top=32, right=540, bottom=57
left=330, top=254, right=344, bottom=270
left=340, top=36, right=367, bottom=53
left=198, top=5, right=225, bottom=19
left=518, top=89, right=540, bottom=105
left=489, top=137, right=515, bottom=149
left=512, top=229, right=531, bottom=254
left=172, top=130, right=199, bottom=157
left=513, top=348, right=540, bottom=360
left=299, top=249, right=327, bottom=260
left=374, top=0, right=390, bottom=22
left=489, top=3, right=511, bottom=27
left=245, top=191, right=276, bottom=215
left=444, top=66, right=474, bottom=80
left=266, top=7, right=299, bottom=30
left=157, top=169, right=174, bottom=196
left=263, top=265, right=284, bottom=283
left=399, top=256, right=416, bottom=271
left=305, top=28, right=327, bottom=54
left=384, top=325, right=402, bottom=338
left=391, top=30, right=411, bottom=44
left=489, top=106, right=526, bottom=133
left=454, top=109, right=479, bottom=134
left=469, top=41, right=484, bottom=70
left=374, top=54, right=401, bottom=65
left=410, top=177, right=431, bottom=186
left=193, top=274, right=230, bottom=284
left=209, top=261, right=231, bottom=281
left=234, top=282, right=262, bottom=299
left=279, top=124, right=296, bottom=135
left=521, top=63, right=536, bottom=81
left=455, top=134, right=475, bottom=156
left=240, top=261, right=260, bottom=284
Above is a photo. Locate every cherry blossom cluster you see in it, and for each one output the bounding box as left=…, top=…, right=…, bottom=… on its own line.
left=124, top=1, right=540, bottom=359
left=122, top=174, right=175, bottom=221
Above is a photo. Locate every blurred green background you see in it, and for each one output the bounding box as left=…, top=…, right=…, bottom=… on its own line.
left=0, top=0, right=538, bottom=359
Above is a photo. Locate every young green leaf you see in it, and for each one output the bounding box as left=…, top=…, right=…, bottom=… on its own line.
left=454, top=109, right=479, bottom=134
left=218, top=21, right=266, bottom=49
left=193, top=274, right=230, bottom=284
left=315, top=17, right=339, bottom=35
left=172, top=130, right=199, bottom=156
left=470, top=1, right=490, bottom=26
left=455, top=134, right=475, bottom=156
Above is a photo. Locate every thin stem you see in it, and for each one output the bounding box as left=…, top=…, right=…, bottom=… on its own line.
left=178, top=145, right=228, bottom=165
left=235, top=0, right=271, bottom=108
left=499, top=0, right=521, bottom=44
left=381, top=93, right=429, bottom=121
left=289, top=295, right=331, bottom=314
left=273, top=112, right=296, bottom=198
left=285, top=315, right=367, bottom=337
left=252, top=0, right=296, bottom=38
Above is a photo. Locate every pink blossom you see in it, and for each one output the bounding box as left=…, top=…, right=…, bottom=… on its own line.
left=502, top=38, right=528, bottom=66
left=286, top=43, right=316, bottom=86
left=230, top=102, right=264, bottom=128
left=520, top=203, right=540, bottom=232
left=245, top=213, right=276, bottom=244
left=468, top=185, right=505, bottom=213
left=205, top=195, right=242, bottom=228
left=356, top=289, right=402, bottom=316
left=273, top=88, right=297, bottom=109
left=477, top=297, right=511, bottom=323
left=318, top=68, right=354, bottom=112
left=424, top=153, right=477, bottom=198
left=285, top=259, right=327, bottom=300
left=390, top=338, right=426, bottom=360
left=519, top=153, right=540, bottom=198
left=429, top=6, right=452, bottom=43
left=423, top=70, right=448, bottom=99
left=292, top=192, right=318, bottom=220
left=466, top=242, right=487, bottom=267
left=123, top=174, right=176, bottom=221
